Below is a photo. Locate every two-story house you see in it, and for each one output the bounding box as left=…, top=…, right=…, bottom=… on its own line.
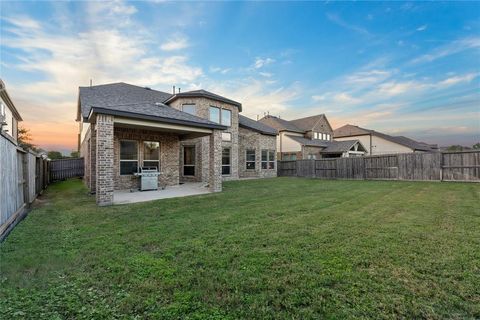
left=0, top=79, right=22, bottom=143
left=77, top=83, right=277, bottom=206
left=259, top=114, right=366, bottom=160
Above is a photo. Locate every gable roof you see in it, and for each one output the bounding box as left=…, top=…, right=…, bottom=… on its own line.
left=0, top=79, right=22, bottom=121
left=78, top=82, right=172, bottom=121
left=333, top=124, right=436, bottom=151
left=285, top=135, right=366, bottom=154
left=164, top=89, right=242, bottom=111
left=258, top=115, right=304, bottom=133
left=290, top=114, right=333, bottom=132
left=239, top=115, right=277, bottom=136
left=322, top=140, right=365, bottom=153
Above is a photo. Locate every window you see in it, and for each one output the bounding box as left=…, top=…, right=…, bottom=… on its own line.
left=222, top=132, right=231, bottom=141
left=261, top=149, right=275, bottom=169
left=222, top=147, right=231, bottom=175
left=246, top=149, right=255, bottom=169
left=221, top=109, right=231, bottom=126
left=322, top=133, right=326, bottom=140
left=326, top=133, right=331, bottom=141
left=308, top=154, right=317, bottom=160
left=143, top=141, right=160, bottom=170
left=314, top=132, right=319, bottom=139
left=183, top=146, right=195, bottom=176
left=120, top=140, right=138, bottom=175
left=182, top=104, right=196, bottom=115
left=209, top=106, right=220, bottom=123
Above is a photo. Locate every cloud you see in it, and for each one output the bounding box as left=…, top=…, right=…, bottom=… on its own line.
left=2, top=15, right=41, bottom=30
left=436, top=73, right=478, bottom=87
left=411, top=36, right=480, bottom=64
left=416, top=25, right=427, bottom=31
left=326, top=13, right=371, bottom=36
left=160, top=34, right=190, bottom=51
left=210, top=67, right=231, bottom=74
left=253, top=57, right=275, bottom=69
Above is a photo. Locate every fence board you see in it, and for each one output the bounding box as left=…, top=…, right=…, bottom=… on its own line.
left=277, top=151, right=479, bottom=182
left=49, top=158, right=84, bottom=181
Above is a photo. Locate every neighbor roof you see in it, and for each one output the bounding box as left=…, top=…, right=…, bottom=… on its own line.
left=334, top=124, right=436, bottom=152
left=290, top=114, right=332, bottom=132
left=164, top=89, right=242, bottom=111
left=258, top=115, right=304, bottom=133
left=238, top=115, right=277, bottom=136
left=322, top=140, right=362, bottom=153
left=78, top=82, right=172, bottom=121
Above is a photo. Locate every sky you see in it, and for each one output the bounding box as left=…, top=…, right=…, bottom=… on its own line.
left=1, top=1, right=479, bottom=153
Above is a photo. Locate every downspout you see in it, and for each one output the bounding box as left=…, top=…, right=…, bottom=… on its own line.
left=369, top=133, right=373, bottom=155
left=279, top=132, right=282, bottom=160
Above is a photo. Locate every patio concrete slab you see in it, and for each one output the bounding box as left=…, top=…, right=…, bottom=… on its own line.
left=113, top=182, right=211, bottom=205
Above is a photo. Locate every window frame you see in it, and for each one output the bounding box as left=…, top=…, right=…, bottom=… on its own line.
left=222, top=147, right=231, bottom=176
left=143, top=141, right=160, bottom=171
left=209, top=106, right=220, bottom=123
left=182, top=104, right=196, bottom=116
left=221, top=108, right=232, bottom=126
left=183, top=145, right=196, bottom=176
left=119, top=140, right=138, bottom=176
left=246, top=149, right=256, bottom=170
left=261, top=149, right=276, bottom=170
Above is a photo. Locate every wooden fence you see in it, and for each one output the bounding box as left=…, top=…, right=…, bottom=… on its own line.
left=49, top=158, right=84, bottom=181
left=1, top=134, right=50, bottom=240
left=277, top=151, right=480, bottom=182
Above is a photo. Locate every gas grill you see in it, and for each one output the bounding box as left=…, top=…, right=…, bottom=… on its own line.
left=134, top=167, right=160, bottom=191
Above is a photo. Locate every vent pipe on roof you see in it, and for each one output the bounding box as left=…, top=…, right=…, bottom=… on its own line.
left=178, top=87, right=181, bottom=93
left=173, top=85, right=175, bottom=94
left=90, top=79, right=92, bottom=87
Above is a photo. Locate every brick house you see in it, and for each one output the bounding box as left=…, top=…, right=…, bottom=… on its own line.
left=76, top=83, right=277, bottom=205
left=259, top=114, right=366, bottom=160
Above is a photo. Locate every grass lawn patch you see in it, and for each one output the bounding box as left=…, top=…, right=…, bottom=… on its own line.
left=1, top=178, right=479, bottom=319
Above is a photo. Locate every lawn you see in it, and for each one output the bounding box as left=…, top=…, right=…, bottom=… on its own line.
left=1, top=178, right=479, bottom=319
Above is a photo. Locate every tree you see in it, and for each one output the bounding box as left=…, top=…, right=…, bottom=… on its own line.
left=70, top=151, right=80, bottom=158
left=473, top=143, right=480, bottom=150
left=18, top=126, right=38, bottom=151
left=446, top=145, right=464, bottom=151
left=47, top=151, right=63, bottom=160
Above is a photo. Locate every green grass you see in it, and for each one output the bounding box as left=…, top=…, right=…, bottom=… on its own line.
left=1, top=178, right=479, bottom=319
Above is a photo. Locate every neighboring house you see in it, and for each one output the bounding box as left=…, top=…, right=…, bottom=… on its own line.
left=77, top=83, right=277, bottom=206
left=333, top=124, right=438, bottom=155
left=259, top=114, right=366, bottom=160
left=0, top=79, right=22, bottom=143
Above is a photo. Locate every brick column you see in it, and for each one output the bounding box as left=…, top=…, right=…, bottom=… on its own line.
left=209, top=129, right=222, bottom=192
left=96, top=114, right=114, bottom=206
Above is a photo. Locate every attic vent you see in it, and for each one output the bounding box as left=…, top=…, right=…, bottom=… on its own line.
left=155, top=102, right=163, bottom=106
left=144, top=87, right=151, bottom=90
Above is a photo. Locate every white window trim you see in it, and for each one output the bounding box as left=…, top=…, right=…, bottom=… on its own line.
left=182, top=104, right=196, bottom=115
left=143, top=141, right=161, bottom=172
left=261, top=149, right=275, bottom=170
left=119, top=140, right=138, bottom=176
left=221, top=108, right=232, bottom=126
left=246, top=149, right=256, bottom=170
left=209, top=106, right=221, bottom=124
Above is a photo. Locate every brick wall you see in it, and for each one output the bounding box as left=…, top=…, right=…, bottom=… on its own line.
left=96, top=115, right=114, bottom=206
left=238, top=127, right=277, bottom=178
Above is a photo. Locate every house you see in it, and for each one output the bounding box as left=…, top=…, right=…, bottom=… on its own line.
left=0, top=79, right=22, bottom=143
left=333, top=124, right=438, bottom=155
left=258, top=114, right=366, bottom=160
left=77, top=82, right=277, bottom=206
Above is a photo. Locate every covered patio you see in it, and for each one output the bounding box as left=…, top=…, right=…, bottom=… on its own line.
left=86, top=104, right=226, bottom=206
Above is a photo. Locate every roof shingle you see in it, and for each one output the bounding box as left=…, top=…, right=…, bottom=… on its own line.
left=239, top=115, right=277, bottom=136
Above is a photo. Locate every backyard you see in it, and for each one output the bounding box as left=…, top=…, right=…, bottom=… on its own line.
left=0, top=178, right=479, bottom=319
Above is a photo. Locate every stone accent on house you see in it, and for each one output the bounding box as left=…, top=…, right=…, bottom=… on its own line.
left=238, top=127, right=277, bottom=178
left=113, top=127, right=180, bottom=190
left=209, top=129, right=222, bottom=192
left=95, top=114, right=114, bottom=206
left=169, top=97, right=239, bottom=182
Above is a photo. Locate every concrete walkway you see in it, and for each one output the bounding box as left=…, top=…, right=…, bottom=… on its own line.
left=113, top=182, right=211, bottom=205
